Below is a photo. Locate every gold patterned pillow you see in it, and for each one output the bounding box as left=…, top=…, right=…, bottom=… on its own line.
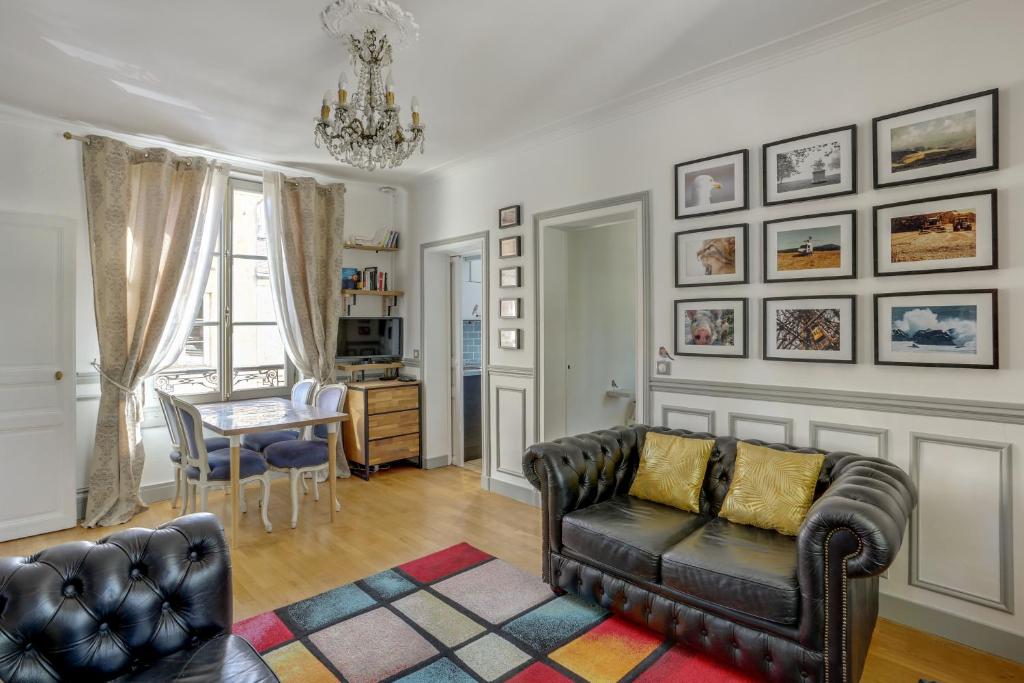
left=719, top=442, right=825, bottom=536
left=629, top=433, right=715, bottom=513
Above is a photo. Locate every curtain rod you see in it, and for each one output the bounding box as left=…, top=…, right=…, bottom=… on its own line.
left=60, top=131, right=328, bottom=185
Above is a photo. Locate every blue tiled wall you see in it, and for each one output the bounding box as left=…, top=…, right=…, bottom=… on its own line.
left=462, top=319, right=481, bottom=367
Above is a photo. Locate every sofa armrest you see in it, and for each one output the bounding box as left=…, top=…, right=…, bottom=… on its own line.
left=799, top=455, right=916, bottom=579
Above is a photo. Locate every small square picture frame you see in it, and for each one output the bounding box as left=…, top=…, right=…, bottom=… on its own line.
left=499, top=266, right=522, bottom=288
left=499, top=235, right=522, bottom=259
left=499, top=204, right=522, bottom=229
left=499, top=297, right=522, bottom=319
left=499, top=328, right=522, bottom=350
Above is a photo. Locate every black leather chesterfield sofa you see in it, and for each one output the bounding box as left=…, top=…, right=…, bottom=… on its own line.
left=0, top=513, right=278, bottom=683
left=523, top=426, right=916, bottom=683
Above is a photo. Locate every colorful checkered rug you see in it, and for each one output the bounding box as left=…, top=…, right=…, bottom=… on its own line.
left=234, top=543, right=754, bottom=682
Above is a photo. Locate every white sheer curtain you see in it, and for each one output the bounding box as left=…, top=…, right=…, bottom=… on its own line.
left=149, top=163, right=230, bottom=374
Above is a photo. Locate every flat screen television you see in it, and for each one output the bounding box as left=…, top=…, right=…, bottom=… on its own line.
left=336, top=317, right=403, bottom=361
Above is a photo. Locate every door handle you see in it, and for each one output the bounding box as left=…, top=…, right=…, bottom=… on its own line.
left=55, top=370, right=64, bottom=381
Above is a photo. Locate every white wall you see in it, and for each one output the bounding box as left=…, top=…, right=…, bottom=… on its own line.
left=0, top=106, right=407, bottom=509
left=564, top=223, right=636, bottom=433
left=461, top=256, right=482, bottom=321
left=406, top=0, right=1024, bottom=655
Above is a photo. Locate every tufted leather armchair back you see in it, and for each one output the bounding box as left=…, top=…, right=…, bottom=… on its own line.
left=0, top=513, right=231, bottom=682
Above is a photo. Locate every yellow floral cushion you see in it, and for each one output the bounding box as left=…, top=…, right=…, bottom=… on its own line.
left=629, top=433, right=715, bottom=513
left=719, top=442, right=825, bottom=536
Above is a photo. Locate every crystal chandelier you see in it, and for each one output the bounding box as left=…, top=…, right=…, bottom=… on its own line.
left=314, top=0, right=425, bottom=171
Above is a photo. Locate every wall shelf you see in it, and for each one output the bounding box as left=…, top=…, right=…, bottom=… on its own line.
left=344, top=244, right=399, bottom=252
left=343, top=289, right=403, bottom=298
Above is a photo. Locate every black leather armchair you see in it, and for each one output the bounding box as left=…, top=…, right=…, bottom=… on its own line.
left=0, top=513, right=278, bottom=683
left=524, top=425, right=916, bottom=683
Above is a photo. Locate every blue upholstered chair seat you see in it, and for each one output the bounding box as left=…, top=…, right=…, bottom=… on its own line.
left=186, top=448, right=268, bottom=481
left=264, top=440, right=329, bottom=469
left=241, top=430, right=300, bottom=452
left=313, top=424, right=328, bottom=440
left=170, top=437, right=232, bottom=464
left=205, top=436, right=231, bottom=451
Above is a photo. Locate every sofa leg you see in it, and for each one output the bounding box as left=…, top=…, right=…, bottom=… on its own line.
left=550, top=585, right=566, bottom=596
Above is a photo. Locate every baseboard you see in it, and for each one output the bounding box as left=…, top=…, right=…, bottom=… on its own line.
left=484, top=476, right=539, bottom=507
left=880, top=593, right=1024, bottom=665
left=423, top=455, right=449, bottom=470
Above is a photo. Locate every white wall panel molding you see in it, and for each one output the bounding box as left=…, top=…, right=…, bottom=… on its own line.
left=809, top=421, right=890, bottom=460
left=909, top=432, right=1013, bottom=613
left=494, top=385, right=528, bottom=478
left=650, top=378, right=1024, bottom=426
left=487, top=365, right=534, bottom=378
left=727, top=412, right=794, bottom=443
left=661, top=405, right=715, bottom=434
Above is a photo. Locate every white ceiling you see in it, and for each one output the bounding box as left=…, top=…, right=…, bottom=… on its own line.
left=0, top=0, right=949, bottom=183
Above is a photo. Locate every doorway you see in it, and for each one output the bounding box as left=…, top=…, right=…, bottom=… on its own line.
left=452, top=254, right=483, bottom=471
left=420, top=233, right=489, bottom=479
left=536, top=193, right=651, bottom=440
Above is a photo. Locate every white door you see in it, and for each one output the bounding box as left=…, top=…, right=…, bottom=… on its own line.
left=449, top=256, right=464, bottom=467
left=0, top=212, right=76, bottom=540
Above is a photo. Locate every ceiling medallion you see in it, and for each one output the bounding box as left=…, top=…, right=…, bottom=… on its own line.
left=314, top=0, right=424, bottom=171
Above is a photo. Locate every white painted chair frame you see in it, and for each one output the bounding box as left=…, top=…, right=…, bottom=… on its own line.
left=171, top=396, right=273, bottom=532
left=155, top=389, right=189, bottom=510
left=268, top=383, right=346, bottom=528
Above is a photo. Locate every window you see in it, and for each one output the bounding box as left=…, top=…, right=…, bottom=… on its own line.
left=153, top=178, right=290, bottom=400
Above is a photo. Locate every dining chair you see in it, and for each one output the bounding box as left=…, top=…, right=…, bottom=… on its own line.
left=263, top=383, right=346, bottom=528
left=172, top=396, right=273, bottom=532
left=156, top=389, right=230, bottom=510
left=240, top=378, right=317, bottom=452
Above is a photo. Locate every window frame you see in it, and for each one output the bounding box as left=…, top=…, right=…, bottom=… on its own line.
left=149, top=175, right=293, bottom=407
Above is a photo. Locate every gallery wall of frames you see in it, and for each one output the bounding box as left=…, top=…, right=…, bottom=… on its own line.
left=672, top=88, right=1000, bottom=371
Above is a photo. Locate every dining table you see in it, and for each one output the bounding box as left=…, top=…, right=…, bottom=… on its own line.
left=195, top=396, right=349, bottom=547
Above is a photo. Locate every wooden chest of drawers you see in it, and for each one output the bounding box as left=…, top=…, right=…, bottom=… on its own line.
left=342, top=379, right=422, bottom=480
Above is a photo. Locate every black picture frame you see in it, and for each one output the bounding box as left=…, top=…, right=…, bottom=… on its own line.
left=873, top=288, right=998, bottom=369
left=498, top=204, right=522, bottom=229
left=762, top=210, right=858, bottom=284
left=872, top=88, right=999, bottom=189
left=673, top=149, right=749, bottom=220
left=498, top=297, right=522, bottom=319
left=761, top=124, right=857, bottom=207
left=673, top=223, right=749, bottom=288
left=498, top=235, right=522, bottom=259
left=673, top=297, right=749, bottom=358
left=762, top=294, right=857, bottom=364
left=872, top=189, right=998, bottom=277
left=499, top=266, right=522, bottom=288
left=498, top=328, right=522, bottom=350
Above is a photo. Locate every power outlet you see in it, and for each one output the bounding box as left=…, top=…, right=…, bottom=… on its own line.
left=413, top=349, right=420, bottom=359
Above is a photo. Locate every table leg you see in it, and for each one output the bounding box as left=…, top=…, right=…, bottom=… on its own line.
left=327, top=423, right=338, bottom=522
left=230, top=435, right=240, bottom=548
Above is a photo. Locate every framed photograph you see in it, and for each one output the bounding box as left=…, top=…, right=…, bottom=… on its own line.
left=674, top=224, right=748, bottom=287
left=498, top=235, right=522, bottom=259
left=498, top=328, right=522, bottom=350
left=763, top=295, right=856, bottom=364
left=874, top=289, right=997, bottom=369
left=499, top=297, right=522, bottom=319
left=762, top=125, right=857, bottom=206
left=499, top=204, right=522, bottom=229
left=763, top=210, right=857, bottom=283
left=499, top=266, right=522, bottom=288
left=674, top=298, right=748, bottom=358
left=674, top=149, right=748, bottom=219
left=873, top=190, right=997, bottom=277
left=873, top=89, right=998, bottom=189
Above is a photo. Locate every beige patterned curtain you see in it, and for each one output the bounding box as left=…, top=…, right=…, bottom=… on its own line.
left=263, top=172, right=349, bottom=475
left=82, top=136, right=228, bottom=527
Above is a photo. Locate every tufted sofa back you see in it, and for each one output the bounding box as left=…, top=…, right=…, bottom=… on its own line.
left=0, top=513, right=231, bottom=683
